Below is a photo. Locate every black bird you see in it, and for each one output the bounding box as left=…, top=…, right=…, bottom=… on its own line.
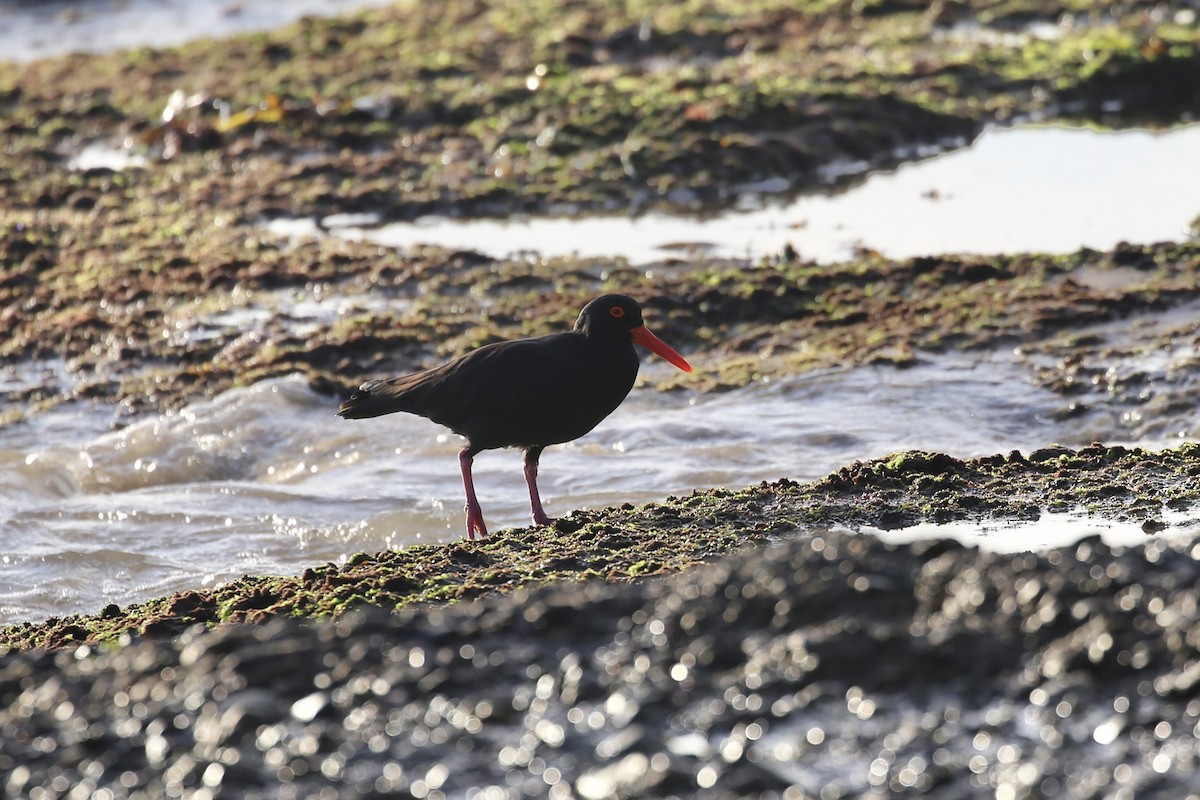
left=338, top=294, right=693, bottom=539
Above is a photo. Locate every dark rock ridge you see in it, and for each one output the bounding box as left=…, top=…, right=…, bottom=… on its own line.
left=2, top=530, right=1196, bottom=798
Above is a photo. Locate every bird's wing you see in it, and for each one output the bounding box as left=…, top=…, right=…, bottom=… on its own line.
left=337, top=334, right=577, bottom=422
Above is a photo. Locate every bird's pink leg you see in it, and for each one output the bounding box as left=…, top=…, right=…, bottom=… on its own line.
left=459, top=447, right=488, bottom=539
left=524, top=447, right=555, bottom=527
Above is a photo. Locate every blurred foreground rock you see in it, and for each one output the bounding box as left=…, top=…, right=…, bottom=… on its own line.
left=2, top=530, right=1198, bottom=799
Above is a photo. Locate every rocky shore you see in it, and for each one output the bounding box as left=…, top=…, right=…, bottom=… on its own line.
left=3, top=1, right=1200, bottom=796
left=2, top=0, right=1199, bottom=423
left=4, top=442, right=1198, bottom=651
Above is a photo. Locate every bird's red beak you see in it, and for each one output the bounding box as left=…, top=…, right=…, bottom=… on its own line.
left=631, top=325, right=693, bottom=373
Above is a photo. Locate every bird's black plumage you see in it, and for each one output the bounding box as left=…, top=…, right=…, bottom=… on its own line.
left=338, top=294, right=692, bottom=538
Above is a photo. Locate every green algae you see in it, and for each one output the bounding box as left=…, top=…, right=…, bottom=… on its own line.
left=7, top=213, right=1200, bottom=429
left=2, top=2, right=1199, bottom=415
left=4, top=441, right=1198, bottom=652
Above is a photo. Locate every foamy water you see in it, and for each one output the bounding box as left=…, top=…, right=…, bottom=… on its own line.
left=3, top=349, right=1193, bottom=624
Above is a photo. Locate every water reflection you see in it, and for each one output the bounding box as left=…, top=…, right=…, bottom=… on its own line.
left=0, top=0, right=398, bottom=63
left=269, top=124, right=1200, bottom=264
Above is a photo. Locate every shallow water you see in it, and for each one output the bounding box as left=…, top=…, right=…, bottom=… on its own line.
left=1, top=349, right=1190, bottom=624
left=270, top=124, right=1200, bottom=264
left=0, top=0, right=397, bottom=63
left=868, top=513, right=1200, bottom=553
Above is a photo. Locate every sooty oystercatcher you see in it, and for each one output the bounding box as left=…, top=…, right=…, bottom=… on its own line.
left=337, top=294, right=692, bottom=539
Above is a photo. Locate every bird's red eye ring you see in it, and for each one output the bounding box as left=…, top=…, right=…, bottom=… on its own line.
left=609, top=307, right=626, bottom=318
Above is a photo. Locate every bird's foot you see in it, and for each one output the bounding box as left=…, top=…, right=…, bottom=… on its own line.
left=466, top=504, right=489, bottom=540
left=531, top=510, right=556, bottom=527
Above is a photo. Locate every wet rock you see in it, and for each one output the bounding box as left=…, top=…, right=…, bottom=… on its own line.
left=2, top=530, right=1197, bottom=797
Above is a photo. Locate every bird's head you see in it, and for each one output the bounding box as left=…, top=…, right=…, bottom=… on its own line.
left=576, top=294, right=692, bottom=373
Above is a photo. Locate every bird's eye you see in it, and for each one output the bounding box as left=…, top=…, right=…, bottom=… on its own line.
left=609, top=307, right=626, bottom=318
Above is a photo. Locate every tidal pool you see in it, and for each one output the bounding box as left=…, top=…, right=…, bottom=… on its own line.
left=269, top=124, right=1200, bottom=264
left=0, top=0, right=398, bottom=63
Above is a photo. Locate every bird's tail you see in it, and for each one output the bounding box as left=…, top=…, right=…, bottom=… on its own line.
left=337, top=380, right=401, bottom=419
